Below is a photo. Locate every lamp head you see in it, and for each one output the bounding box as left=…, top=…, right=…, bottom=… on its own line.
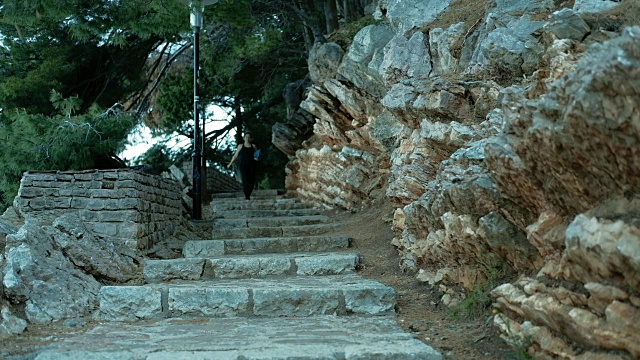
left=176, top=0, right=220, bottom=28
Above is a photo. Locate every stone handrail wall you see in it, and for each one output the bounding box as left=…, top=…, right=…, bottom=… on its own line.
left=13, top=169, right=182, bottom=250
left=181, top=162, right=242, bottom=194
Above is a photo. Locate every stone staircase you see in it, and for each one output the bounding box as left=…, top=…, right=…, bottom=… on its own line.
left=34, top=190, right=441, bottom=359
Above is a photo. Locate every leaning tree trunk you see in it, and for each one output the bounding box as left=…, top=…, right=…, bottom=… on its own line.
left=324, top=0, right=339, bottom=34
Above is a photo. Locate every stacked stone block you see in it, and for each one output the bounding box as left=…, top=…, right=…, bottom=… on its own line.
left=14, top=169, right=182, bottom=250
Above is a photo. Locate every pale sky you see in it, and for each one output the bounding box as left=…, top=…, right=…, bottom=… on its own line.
left=119, top=105, right=236, bottom=162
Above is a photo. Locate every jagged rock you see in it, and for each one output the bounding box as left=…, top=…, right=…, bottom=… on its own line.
left=492, top=278, right=640, bottom=358
left=370, top=110, right=404, bottom=151
left=286, top=145, right=384, bottom=210
left=466, top=14, right=545, bottom=78
left=379, top=32, right=432, bottom=86
left=562, top=213, right=640, bottom=290
left=393, top=130, right=538, bottom=283
left=525, top=211, right=567, bottom=278
left=486, top=27, right=640, bottom=216
left=525, top=38, right=580, bottom=98
left=376, top=0, right=454, bottom=35
left=272, top=110, right=317, bottom=156
left=544, top=8, right=591, bottom=41
left=1, top=220, right=18, bottom=300
left=429, top=23, right=465, bottom=76
left=1, top=206, right=23, bottom=227
left=308, top=42, right=345, bottom=85
left=0, top=220, right=17, bottom=251
left=386, top=110, right=502, bottom=206
left=283, top=79, right=312, bottom=117
left=337, top=25, right=394, bottom=99
left=0, top=307, right=27, bottom=339
left=324, top=79, right=384, bottom=122
left=573, top=0, right=622, bottom=14
left=478, top=212, right=542, bottom=271
left=168, top=165, right=186, bottom=184
left=3, top=221, right=101, bottom=323
left=382, top=78, right=476, bottom=127
left=51, top=214, right=143, bottom=283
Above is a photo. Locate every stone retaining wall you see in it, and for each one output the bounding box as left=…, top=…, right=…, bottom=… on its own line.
left=181, top=162, right=242, bottom=194
left=14, top=169, right=182, bottom=250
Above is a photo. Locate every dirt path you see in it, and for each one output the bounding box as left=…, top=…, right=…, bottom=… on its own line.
left=323, top=198, right=517, bottom=360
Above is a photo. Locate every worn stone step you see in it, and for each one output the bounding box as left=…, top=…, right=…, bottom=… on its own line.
left=212, top=198, right=307, bottom=212
left=144, top=252, right=359, bottom=283
left=33, top=316, right=442, bottom=359
left=183, top=235, right=351, bottom=257
left=213, top=215, right=330, bottom=229
left=213, top=223, right=342, bottom=239
left=211, top=189, right=282, bottom=199
left=97, top=275, right=396, bottom=321
left=215, top=208, right=321, bottom=218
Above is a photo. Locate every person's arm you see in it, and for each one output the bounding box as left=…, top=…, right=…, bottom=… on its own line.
left=227, top=144, right=243, bottom=168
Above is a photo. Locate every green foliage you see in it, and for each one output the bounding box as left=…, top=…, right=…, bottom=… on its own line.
left=447, top=284, right=493, bottom=321
left=0, top=97, right=136, bottom=211
left=0, top=0, right=188, bottom=114
left=133, top=143, right=178, bottom=174
left=447, top=263, right=508, bottom=321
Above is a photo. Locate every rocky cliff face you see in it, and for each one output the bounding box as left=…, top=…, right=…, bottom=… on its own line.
left=274, top=0, right=640, bottom=358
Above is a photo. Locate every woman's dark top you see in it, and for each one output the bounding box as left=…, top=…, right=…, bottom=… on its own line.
left=239, top=144, right=255, bottom=168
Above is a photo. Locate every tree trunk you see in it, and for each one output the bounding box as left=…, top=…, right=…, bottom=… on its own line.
left=324, top=0, right=339, bottom=34
left=299, top=0, right=326, bottom=43
left=343, top=0, right=364, bottom=24
left=234, top=97, right=243, bottom=145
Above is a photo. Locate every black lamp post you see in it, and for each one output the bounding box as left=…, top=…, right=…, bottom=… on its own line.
left=177, top=0, right=219, bottom=220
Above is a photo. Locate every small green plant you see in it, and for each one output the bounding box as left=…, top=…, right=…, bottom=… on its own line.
left=447, top=262, right=509, bottom=321
left=447, top=284, right=493, bottom=320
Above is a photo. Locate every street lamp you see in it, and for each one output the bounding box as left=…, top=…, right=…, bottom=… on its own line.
left=177, top=0, right=219, bottom=220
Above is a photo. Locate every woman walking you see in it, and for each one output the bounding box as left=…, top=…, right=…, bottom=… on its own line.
left=227, top=132, right=258, bottom=200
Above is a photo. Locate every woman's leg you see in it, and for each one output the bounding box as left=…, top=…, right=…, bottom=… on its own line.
left=240, top=165, right=256, bottom=200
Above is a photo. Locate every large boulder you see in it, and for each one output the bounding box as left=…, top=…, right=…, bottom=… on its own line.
left=2, top=214, right=143, bottom=323
left=379, top=32, right=432, bottom=86
left=308, top=42, right=345, bottom=85
left=337, top=25, right=394, bottom=99
left=3, top=221, right=101, bottom=323
left=466, top=14, right=546, bottom=79
left=376, top=0, right=454, bottom=35
left=51, top=214, right=142, bottom=283
left=429, top=23, right=465, bottom=76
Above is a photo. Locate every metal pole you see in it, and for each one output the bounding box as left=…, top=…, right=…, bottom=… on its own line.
left=191, top=15, right=202, bottom=220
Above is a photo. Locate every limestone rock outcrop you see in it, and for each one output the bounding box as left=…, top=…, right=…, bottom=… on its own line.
left=3, top=221, right=102, bottom=323
left=277, top=0, right=638, bottom=357
left=2, top=214, right=145, bottom=324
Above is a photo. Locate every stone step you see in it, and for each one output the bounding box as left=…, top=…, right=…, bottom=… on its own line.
left=212, top=198, right=308, bottom=212
left=97, top=275, right=396, bottom=321
left=211, top=189, right=282, bottom=198
left=213, top=215, right=330, bottom=229
left=215, top=208, right=321, bottom=218
left=33, top=316, right=442, bottom=359
left=183, top=235, right=351, bottom=257
left=213, top=223, right=342, bottom=239
left=144, top=252, right=359, bottom=283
